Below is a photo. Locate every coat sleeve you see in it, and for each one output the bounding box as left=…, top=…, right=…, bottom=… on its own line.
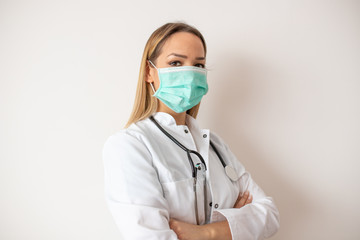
left=211, top=135, right=280, bottom=240
left=102, top=132, right=178, bottom=240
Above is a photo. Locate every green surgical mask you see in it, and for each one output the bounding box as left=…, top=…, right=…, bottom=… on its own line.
left=148, top=60, right=208, bottom=113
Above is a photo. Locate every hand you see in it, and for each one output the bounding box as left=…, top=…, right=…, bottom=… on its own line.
left=233, top=190, right=252, bottom=208
left=169, top=218, right=209, bottom=240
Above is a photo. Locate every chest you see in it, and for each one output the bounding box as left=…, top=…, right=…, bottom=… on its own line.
left=145, top=130, right=241, bottom=224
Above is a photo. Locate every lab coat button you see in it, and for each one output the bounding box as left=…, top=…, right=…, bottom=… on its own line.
left=203, top=134, right=207, bottom=138
left=214, top=203, right=219, bottom=209
left=184, top=129, right=188, bottom=133
left=209, top=202, right=212, bottom=207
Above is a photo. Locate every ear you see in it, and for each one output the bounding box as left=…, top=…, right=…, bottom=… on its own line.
left=145, top=61, right=154, bottom=83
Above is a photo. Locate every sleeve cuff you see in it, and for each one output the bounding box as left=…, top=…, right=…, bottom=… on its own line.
left=212, top=206, right=267, bottom=240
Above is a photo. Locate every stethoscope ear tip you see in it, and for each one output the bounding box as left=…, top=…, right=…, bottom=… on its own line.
left=196, top=162, right=206, bottom=171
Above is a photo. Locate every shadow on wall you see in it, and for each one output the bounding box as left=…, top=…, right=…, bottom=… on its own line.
left=207, top=51, right=310, bottom=239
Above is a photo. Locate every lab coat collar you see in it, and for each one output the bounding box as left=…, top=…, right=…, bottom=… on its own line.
left=185, top=114, right=201, bottom=132
left=151, top=112, right=201, bottom=130
left=152, top=112, right=178, bottom=127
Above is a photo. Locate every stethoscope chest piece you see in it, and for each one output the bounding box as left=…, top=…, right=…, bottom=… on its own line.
left=225, top=165, right=238, bottom=181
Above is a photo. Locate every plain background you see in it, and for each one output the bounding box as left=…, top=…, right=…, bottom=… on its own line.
left=1, top=0, right=359, bottom=239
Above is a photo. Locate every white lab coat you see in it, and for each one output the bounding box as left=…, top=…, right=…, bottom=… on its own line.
left=103, top=112, right=280, bottom=240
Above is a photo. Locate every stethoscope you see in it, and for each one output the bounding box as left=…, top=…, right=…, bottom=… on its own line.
left=149, top=116, right=238, bottom=225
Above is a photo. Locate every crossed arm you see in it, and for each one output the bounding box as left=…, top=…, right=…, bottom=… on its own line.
left=169, top=191, right=253, bottom=240
left=104, top=134, right=279, bottom=239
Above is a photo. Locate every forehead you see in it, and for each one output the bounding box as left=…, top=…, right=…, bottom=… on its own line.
left=161, top=32, right=205, bottom=56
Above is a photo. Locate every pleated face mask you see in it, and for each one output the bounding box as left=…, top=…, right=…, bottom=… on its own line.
left=148, top=60, right=208, bottom=113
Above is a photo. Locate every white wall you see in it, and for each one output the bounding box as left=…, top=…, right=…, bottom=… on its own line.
left=1, top=0, right=359, bottom=239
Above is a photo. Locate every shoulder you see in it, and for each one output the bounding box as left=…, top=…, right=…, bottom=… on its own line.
left=105, top=117, right=154, bottom=144
left=209, top=131, right=231, bottom=150
left=103, top=118, right=154, bottom=159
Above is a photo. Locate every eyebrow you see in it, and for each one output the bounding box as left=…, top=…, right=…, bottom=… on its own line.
left=167, top=53, right=205, bottom=60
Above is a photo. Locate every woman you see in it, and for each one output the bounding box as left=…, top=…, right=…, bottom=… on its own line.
left=103, top=22, right=280, bottom=240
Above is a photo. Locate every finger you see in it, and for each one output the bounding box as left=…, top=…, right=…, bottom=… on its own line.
left=233, top=193, right=242, bottom=207
left=169, top=219, right=178, bottom=228
left=237, top=191, right=250, bottom=207
left=236, top=192, right=242, bottom=201
left=240, top=191, right=249, bottom=205
left=169, top=219, right=174, bottom=228
left=245, top=194, right=253, bottom=205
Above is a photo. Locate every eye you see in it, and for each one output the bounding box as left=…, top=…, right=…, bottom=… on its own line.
left=169, top=61, right=182, bottom=67
left=195, top=63, right=205, bottom=68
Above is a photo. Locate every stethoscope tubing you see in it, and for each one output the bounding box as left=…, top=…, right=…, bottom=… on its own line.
left=149, top=115, right=237, bottom=225
left=209, top=141, right=227, bottom=168
left=150, top=116, right=208, bottom=178
left=150, top=116, right=227, bottom=175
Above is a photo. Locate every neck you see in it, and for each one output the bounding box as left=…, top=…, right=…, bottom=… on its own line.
left=172, top=112, right=187, bottom=125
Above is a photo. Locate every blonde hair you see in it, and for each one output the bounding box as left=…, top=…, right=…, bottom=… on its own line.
left=125, top=22, right=207, bottom=128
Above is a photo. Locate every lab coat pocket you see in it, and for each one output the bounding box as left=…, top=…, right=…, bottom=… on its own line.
left=161, top=178, right=196, bottom=224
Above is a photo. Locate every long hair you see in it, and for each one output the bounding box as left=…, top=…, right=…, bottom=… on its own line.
left=125, top=22, right=207, bottom=128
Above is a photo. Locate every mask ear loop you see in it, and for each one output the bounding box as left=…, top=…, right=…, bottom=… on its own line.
left=148, top=60, right=157, bottom=69
left=148, top=60, right=157, bottom=95
left=149, top=82, right=156, bottom=94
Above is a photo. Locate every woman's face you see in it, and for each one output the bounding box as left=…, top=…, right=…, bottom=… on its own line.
left=146, top=31, right=206, bottom=90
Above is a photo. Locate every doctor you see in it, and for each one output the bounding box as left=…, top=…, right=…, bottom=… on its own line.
left=103, top=22, right=280, bottom=240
